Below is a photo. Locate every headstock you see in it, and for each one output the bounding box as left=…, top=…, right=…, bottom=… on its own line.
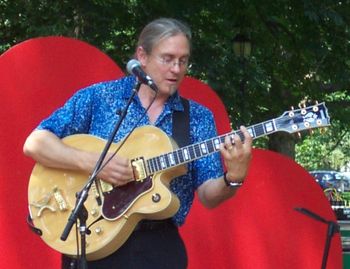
left=275, top=102, right=330, bottom=134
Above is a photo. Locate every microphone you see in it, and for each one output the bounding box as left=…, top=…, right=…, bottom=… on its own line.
left=126, top=59, right=158, bottom=92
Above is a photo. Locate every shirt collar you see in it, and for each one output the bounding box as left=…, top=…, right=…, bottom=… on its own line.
left=168, top=91, right=185, bottom=112
left=122, top=75, right=185, bottom=112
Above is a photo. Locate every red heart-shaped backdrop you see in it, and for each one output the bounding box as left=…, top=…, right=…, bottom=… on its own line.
left=0, top=37, right=342, bottom=269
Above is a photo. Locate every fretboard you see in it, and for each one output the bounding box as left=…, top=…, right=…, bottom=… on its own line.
left=146, top=118, right=278, bottom=174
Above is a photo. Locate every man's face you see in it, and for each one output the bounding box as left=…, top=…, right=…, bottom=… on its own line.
left=139, top=34, right=190, bottom=96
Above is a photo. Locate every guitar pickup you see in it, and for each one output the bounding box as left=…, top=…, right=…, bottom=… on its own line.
left=53, top=187, right=68, bottom=211
left=131, top=157, right=147, bottom=182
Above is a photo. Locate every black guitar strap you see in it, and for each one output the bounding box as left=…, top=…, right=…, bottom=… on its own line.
left=172, top=97, right=190, bottom=147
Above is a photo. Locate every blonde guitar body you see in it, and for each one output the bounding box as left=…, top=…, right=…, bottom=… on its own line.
left=28, top=126, right=186, bottom=260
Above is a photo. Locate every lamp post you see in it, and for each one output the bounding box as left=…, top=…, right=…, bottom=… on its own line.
left=233, top=34, right=252, bottom=60
left=233, top=34, right=251, bottom=124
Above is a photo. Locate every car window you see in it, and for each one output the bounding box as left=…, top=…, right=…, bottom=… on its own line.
left=322, top=174, right=330, bottom=180
left=335, top=174, right=344, bottom=180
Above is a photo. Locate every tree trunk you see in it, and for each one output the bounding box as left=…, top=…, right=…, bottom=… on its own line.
left=267, top=132, right=297, bottom=159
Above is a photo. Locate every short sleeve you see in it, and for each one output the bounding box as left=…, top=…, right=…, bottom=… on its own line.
left=37, top=88, right=94, bottom=138
left=189, top=102, right=224, bottom=189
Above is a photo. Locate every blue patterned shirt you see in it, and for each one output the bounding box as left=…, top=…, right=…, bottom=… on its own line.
left=37, top=76, right=224, bottom=226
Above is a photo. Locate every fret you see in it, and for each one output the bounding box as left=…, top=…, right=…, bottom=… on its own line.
left=193, top=144, right=202, bottom=157
left=254, top=124, right=264, bottom=137
left=206, top=140, right=214, bottom=153
left=151, top=158, right=157, bottom=173
left=183, top=148, right=190, bottom=161
left=213, top=138, right=221, bottom=150
left=154, top=158, right=159, bottom=172
left=146, top=159, right=151, bottom=174
left=247, top=126, right=255, bottom=138
left=164, top=154, right=170, bottom=168
left=263, top=120, right=275, bottom=134
left=148, top=158, right=153, bottom=173
left=173, top=149, right=180, bottom=164
left=178, top=149, right=185, bottom=163
left=272, top=119, right=277, bottom=132
left=200, top=142, right=208, bottom=155
left=187, top=145, right=197, bottom=160
left=221, top=135, right=226, bottom=144
left=262, top=122, right=268, bottom=133
left=156, top=156, right=162, bottom=171
left=148, top=159, right=154, bottom=174
left=229, top=133, right=234, bottom=141
left=159, top=155, right=166, bottom=169
left=152, top=158, right=157, bottom=172
left=237, top=131, right=245, bottom=141
left=168, top=153, right=175, bottom=166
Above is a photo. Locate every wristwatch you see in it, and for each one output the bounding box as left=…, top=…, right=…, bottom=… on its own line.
left=223, top=172, right=244, bottom=188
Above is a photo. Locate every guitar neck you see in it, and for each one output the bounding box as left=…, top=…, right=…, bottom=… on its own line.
left=146, top=119, right=276, bottom=174
left=145, top=102, right=330, bottom=175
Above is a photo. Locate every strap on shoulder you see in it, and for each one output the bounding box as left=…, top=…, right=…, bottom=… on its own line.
left=172, top=97, right=190, bottom=147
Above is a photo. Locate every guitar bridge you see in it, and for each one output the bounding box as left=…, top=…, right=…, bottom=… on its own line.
left=131, top=157, right=147, bottom=182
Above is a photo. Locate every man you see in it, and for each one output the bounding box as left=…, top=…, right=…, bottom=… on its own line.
left=24, top=18, right=252, bottom=269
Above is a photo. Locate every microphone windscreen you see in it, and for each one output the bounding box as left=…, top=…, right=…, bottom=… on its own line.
left=126, top=59, right=140, bottom=74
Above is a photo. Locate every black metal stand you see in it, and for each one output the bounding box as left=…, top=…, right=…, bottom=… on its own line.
left=77, top=203, right=89, bottom=269
left=60, top=80, right=142, bottom=268
left=295, top=207, right=340, bottom=269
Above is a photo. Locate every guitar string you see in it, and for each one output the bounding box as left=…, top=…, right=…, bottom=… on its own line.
left=147, top=106, right=323, bottom=174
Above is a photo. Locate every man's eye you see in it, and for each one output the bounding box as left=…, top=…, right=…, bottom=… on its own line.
left=179, top=59, right=188, bottom=65
left=162, top=57, right=172, bottom=64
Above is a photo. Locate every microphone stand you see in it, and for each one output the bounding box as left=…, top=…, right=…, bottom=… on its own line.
left=294, top=207, right=340, bottom=269
left=60, top=80, right=142, bottom=269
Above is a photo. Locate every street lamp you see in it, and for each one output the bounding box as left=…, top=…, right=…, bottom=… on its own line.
left=233, top=33, right=251, bottom=124
left=233, top=33, right=252, bottom=59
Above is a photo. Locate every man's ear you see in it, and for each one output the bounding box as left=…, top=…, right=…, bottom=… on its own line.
left=136, top=46, right=148, bottom=67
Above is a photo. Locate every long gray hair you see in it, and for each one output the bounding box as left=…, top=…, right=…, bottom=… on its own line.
left=137, top=18, right=192, bottom=55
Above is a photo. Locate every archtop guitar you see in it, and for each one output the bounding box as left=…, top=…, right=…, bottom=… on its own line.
left=28, top=102, right=330, bottom=260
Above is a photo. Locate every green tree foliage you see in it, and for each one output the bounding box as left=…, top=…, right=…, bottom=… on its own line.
left=296, top=119, right=350, bottom=170
left=1, top=0, right=349, bottom=170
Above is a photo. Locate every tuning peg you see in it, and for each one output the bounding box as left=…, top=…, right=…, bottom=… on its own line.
left=299, top=103, right=306, bottom=109
left=296, top=132, right=302, bottom=139
left=319, top=127, right=328, bottom=134
left=298, top=99, right=308, bottom=108
left=288, top=107, right=295, bottom=117
left=309, top=129, right=314, bottom=135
